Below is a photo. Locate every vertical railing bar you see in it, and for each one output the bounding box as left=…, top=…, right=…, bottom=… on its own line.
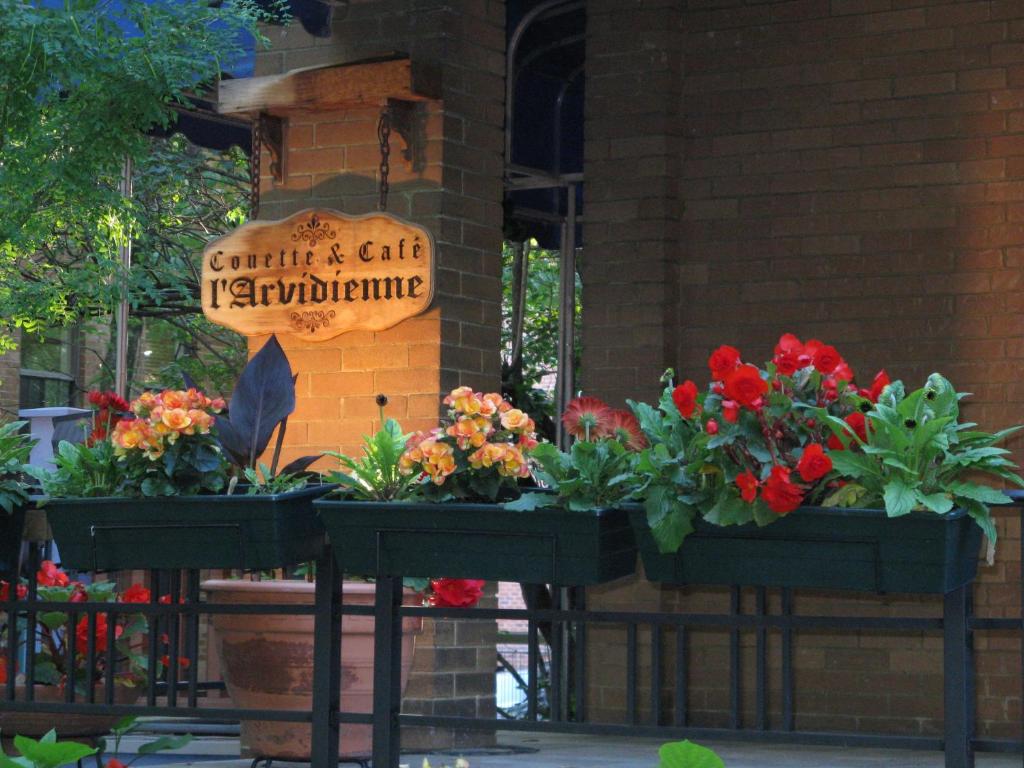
left=550, top=587, right=562, bottom=722
left=756, top=586, right=767, bottom=731
left=147, top=570, right=160, bottom=707
left=85, top=610, right=97, bottom=703
left=186, top=570, right=200, bottom=708
left=64, top=608, right=76, bottom=704
left=527, top=616, right=539, bottom=721
left=729, top=585, right=741, bottom=730
left=25, top=545, right=39, bottom=701
left=310, top=544, right=341, bottom=768
left=781, top=587, right=794, bottom=731
left=626, top=622, right=638, bottom=726
left=574, top=586, right=587, bottom=723
left=166, top=572, right=181, bottom=707
left=674, top=626, right=687, bottom=727
left=650, top=623, right=662, bottom=725
left=104, top=608, right=117, bottom=705
left=4, top=548, right=19, bottom=701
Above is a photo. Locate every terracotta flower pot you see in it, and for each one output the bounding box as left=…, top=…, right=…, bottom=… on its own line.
left=0, top=684, right=139, bottom=750
left=202, top=579, right=423, bottom=760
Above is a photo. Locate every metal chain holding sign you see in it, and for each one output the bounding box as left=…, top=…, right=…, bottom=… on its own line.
left=377, top=108, right=391, bottom=211
left=250, top=115, right=262, bottom=219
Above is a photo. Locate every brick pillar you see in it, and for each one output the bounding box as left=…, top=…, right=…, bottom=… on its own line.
left=252, top=0, right=504, bottom=749
left=580, top=0, right=685, bottom=723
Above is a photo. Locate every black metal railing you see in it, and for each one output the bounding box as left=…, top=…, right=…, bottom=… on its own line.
left=1, top=506, right=1022, bottom=768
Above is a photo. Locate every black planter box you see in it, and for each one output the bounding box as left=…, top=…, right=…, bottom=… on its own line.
left=315, top=498, right=638, bottom=585
left=46, top=485, right=334, bottom=571
left=0, top=504, right=26, bottom=575
left=630, top=505, right=982, bottom=594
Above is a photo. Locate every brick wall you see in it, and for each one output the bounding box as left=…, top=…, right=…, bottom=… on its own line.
left=583, top=0, right=1023, bottom=739
left=252, top=0, right=505, bottom=749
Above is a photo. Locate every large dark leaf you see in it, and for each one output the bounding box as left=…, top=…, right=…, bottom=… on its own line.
left=279, top=454, right=323, bottom=476
left=221, top=335, right=296, bottom=468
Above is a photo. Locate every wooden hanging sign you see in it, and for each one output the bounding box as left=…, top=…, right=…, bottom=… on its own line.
left=201, top=208, right=435, bottom=341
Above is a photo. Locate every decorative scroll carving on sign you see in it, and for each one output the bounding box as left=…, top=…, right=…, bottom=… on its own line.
left=201, top=208, right=435, bottom=341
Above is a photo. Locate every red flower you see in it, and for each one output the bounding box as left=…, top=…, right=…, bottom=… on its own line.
left=69, top=584, right=88, bottom=603
left=735, top=470, right=760, bottom=503
left=761, top=466, right=804, bottom=515
left=810, top=342, right=842, bottom=375
left=561, top=396, right=612, bottom=441
left=75, top=614, right=122, bottom=654
left=773, top=333, right=805, bottom=375
left=827, top=411, right=868, bottom=450
left=0, top=581, right=26, bottom=602
left=121, top=584, right=151, bottom=604
left=672, top=381, right=699, bottom=418
left=107, top=759, right=129, bottom=768
left=0, top=657, right=6, bottom=685
left=860, top=369, right=890, bottom=402
left=708, top=345, right=742, bottom=380
left=832, top=360, right=855, bottom=384
left=160, top=655, right=191, bottom=670
left=37, top=561, right=69, bottom=587
left=722, top=400, right=740, bottom=423
left=705, top=419, right=719, bottom=435
left=158, top=594, right=185, bottom=605
left=723, top=364, right=768, bottom=409
left=605, top=409, right=647, bottom=451
left=796, top=444, right=832, bottom=482
left=428, top=578, right=485, bottom=608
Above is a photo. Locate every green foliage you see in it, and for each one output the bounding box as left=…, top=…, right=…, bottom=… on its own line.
left=506, top=439, right=636, bottom=512
left=658, top=740, right=725, bottom=768
left=325, top=419, right=418, bottom=501
left=100, top=716, right=194, bottom=766
left=0, top=420, right=35, bottom=514
left=0, top=0, right=273, bottom=356
left=243, top=462, right=309, bottom=495
left=0, top=731, right=96, bottom=768
left=29, top=439, right=123, bottom=498
left=815, top=373, right=1023, bottom=544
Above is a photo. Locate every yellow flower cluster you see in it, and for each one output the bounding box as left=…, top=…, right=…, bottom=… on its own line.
left=111, top=389, right=225, bottom=460
left=399, top=387, right=539, bottom=487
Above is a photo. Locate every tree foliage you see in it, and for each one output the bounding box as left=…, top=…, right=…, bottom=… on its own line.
left=0, top=0, right=273, bottom=356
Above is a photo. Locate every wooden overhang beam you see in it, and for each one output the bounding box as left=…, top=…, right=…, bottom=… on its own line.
left=216, top=55, right=440, bottom=116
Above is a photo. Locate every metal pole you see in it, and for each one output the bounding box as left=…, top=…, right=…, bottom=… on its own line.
left=114, top=156, right=133, bottom=399
left=943, top=584, right=974, bottom=768
left=554, top=184, right=577, bottom=449
left=310, top=544, right=342, bottom=768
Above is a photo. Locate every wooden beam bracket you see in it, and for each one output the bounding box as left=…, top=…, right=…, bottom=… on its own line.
left=387, top=98, right=427, bottom=173
left=258, top=113, right=288, bottom=183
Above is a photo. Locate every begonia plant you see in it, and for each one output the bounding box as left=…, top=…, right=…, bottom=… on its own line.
left=630, top=333, right=1022, bottom=554
left=398, top=387, right=538, bottom=502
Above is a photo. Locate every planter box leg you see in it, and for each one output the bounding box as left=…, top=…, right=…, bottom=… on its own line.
left=311, top=545, right=342, bottom=768
left=943, top=585, right=974, bottom=768
left=373, top=575, right=404, bottom=768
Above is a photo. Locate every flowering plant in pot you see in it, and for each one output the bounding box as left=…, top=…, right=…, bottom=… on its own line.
left=31, top=335, right=331, bottom=571
left=0, top=421, right=36, bottom=574
left=0, top=561, right=180, bottom=738
left=628, top=333, right=1022, bottom=593
left=316, top=387, right=637, bottom=587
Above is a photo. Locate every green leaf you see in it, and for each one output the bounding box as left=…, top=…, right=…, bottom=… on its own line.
left=962, top=498, right=997, bottom=545
left=12, top=733, right=97, bottom=768
left=913, top=491, right=954, bottom=515
left=949, top=481, right=1011, bottom=506
left=828, top=451, right=880, bottom=479
left=658, top=740, right=725, bottom=768
left=883, top=478, right=917, bottom=517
